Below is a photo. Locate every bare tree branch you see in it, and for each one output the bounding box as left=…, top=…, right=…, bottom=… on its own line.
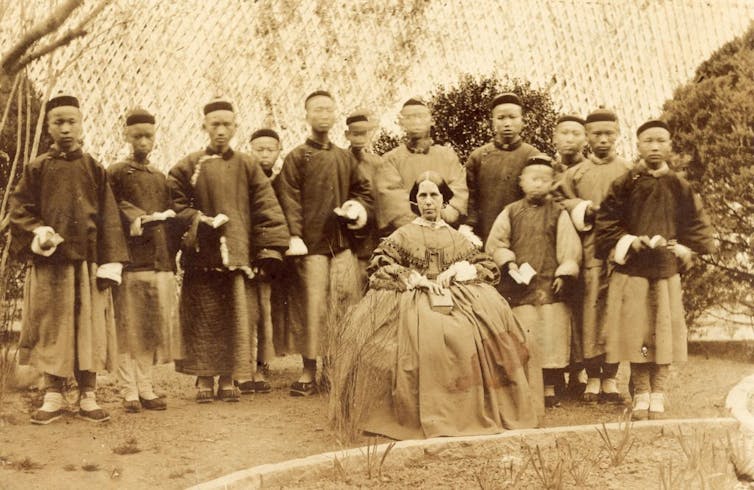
left=6, top=0, right=113, bottom=75
left=0, top=0, right=83, bottom=74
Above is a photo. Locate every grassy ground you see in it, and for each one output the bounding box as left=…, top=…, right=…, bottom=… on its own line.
left=0, top=353, right=751, bottom=489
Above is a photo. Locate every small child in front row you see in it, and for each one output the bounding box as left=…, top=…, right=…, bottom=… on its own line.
left=107, top=108, right=179, bottom=412
left=10, top=93, right=129, bottom=424
left=486, top=154, right=582, bottom=410
left=595, top=120, right=715, bottom=420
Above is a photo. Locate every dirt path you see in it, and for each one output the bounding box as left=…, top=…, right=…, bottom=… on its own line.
left=0, top=354, right=751, bottom=489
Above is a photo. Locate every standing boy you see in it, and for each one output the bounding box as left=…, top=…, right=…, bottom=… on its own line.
left=596, top=120, right=714, bottom=419
left=108, top=108, right=178, bottom=412
left=10, top=93, right=128, bottom=424
left=486, top=155, right=582, bottom=409
left=558, top=108, right=631, bottom=404
left=344, top=108, right=382, bottom=288
left=377, top=98, right=467, bottom=232
left=275, top=90, right=373, bottom=396
left=168, top=98, right=290, bottom=403
left=464, top=93, right=540, bottom=244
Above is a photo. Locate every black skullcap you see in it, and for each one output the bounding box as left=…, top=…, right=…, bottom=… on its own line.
left=305, top=90, right=333, bottom=107
left=250, top=128, right=280, bottom=142
left=125, top=108, right=155, bottom=126
left=46, top=93, right=79, bottom=113
left=490, top=93, right=522, bottom=111
left=523, top=153, right=554, bottom=169
left=346, top=114, right=368, bottom=125
left=585, top=107, right=618, bottom=124
left=556, top=114, right=586, bottom=126
left=636, top=119, right=670, bottom=137
left=203, top=98, right=234, bottom=115
left=402, top=97, right=427, bottom=108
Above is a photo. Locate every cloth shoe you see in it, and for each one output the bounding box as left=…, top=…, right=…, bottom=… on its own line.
left=78, top=391, right=110, bottom=423
left=649, top=392, right=665, bottom=419
left=31, top=392, right=65, bottom=425
left=581, top=378, right=601, bottom=403
left=139, top=395, right=167, bottom=410
left=600, top=378, right=623, bottom=404
left=632, top=392, right=650, bottom=421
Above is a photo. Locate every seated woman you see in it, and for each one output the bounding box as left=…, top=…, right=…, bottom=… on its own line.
left=329, top=171, right=538, bottom=441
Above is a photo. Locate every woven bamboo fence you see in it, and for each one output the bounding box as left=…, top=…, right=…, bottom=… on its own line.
left=1, top=0, right=753, bottom=170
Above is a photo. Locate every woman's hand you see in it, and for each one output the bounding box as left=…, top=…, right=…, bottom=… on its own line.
left=435, top=269, right=455, bottom=288
left=408, top=271, right=443, bottom=295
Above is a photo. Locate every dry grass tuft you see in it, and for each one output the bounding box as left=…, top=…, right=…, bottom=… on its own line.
left=112, top=437, right=141, bottom=455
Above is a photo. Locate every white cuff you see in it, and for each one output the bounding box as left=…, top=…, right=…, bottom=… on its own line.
left=130, top=217, right=144, bottom=237
left=342, top=200, right=368, bottom=230
left=570, top=200, right=593, bottom=232
left=491, top=248, right=516, bottom=268
left=555, top=260, right=579, bottom=278
left=613, top=234, right=637, bottom=265
left=96, top=262, right=123, bottom=285
left=458, top=225, right=483, bottom=249
left=31, top=226, right=61, bottom=257
left=285, top=236, right=308, bottom=256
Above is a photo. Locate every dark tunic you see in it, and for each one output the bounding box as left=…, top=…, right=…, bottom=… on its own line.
left=595, top=165, right=715, bottom=279
left=169, top=148, right=290, bottom=269
left=350, top=147, right=382, bottom=260
left=275, top=139, right=373, bottom=256
left=465, top=139, right=540, bottom=242
left=107, top=157, right=178, bottom=272
left=10, top=147, right=128, bottom=265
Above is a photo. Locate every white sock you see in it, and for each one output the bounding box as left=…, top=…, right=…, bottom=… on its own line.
left=585, top=378, right=600, bottom=394
left=544, top=385, right=556, bottom=397
left=79, top=392, right=101, bottom=412
left=601, top=378, right=618, bottom=394
left=40, top=392, right=64, bottom=412
left=650, top=392, right=665, bottom=412
left=633, top=392, right=650, bottom=411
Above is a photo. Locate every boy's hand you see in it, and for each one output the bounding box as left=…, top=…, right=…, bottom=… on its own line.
left=631, top=235, right=651, bottom=253
left=583, top=205, right=596, bottom=224
left=552, top=277, right=565, bottom=295
left=286, top=236, right=308, bottom=256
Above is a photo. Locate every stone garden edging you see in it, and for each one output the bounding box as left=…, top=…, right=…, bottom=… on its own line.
left=189, top=417, right=737, bottom=489
left=725, top=373, right=754, bottom=479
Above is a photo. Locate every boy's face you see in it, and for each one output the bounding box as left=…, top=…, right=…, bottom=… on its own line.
left=398, top=105, right=432, bottom=138
left=47, top=106, right=82, bottom=151
left=250, top=136, right=281, bottom=171
left=491, top=104, right=523, bottom=142
left=126, top=123, right=155, bottom=160
left=519, top=165, right=553, bottom=200
left=305, top=95, right=336, bottom=133
left=637, top=127, right=672, bottom=167
left=345, top=128, right=371, bottom=149
left=203, top=110, right=236, bottom=151
left=553, top=121, right=586, bottom=157
left=586, top=121, right=619, bottom=158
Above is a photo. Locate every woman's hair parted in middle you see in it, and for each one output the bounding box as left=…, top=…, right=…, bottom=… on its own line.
left=408, top=170, right=454, bottom=216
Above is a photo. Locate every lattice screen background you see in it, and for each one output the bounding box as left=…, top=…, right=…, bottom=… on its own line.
left=2, top=0, right=754, bottom=170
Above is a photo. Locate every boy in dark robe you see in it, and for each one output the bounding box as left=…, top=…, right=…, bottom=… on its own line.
left=463, top=93, right=540, bottom=245
left=168, top=98, right=290, bottom=403
left=275, top=90, right=373, bottom=396
left=596, top=120, right=714, bottom=419
left=108, top=108, right=178, bottom=412
left=10, top=93, right=129, bottom=424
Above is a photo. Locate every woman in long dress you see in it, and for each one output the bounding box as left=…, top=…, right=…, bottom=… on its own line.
left=329, top=171, right=538, bottom=440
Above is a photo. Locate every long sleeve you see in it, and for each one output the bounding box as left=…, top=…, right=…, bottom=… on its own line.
left=106, top=166, right=147, bottom=231
left=554, top=209, right=582, bottom=277
left=8, top=162, right=44, bottom=256
left=484, top=207, right=515, bottom=267
left=374, top=154, right=413, bottom=230
left=443, top=148, right=468, bottom=217
left=167, top=157, right=202, bottom=233
left=274, top=151, right=304, bottom=238
left=347, top=159, right=374, bottom=222
left=594, top=177, right=631, bottom=261
left=464, top=152, right=480, bottom=230
left=97, top=166, right=130, bottom=264
left=367, top=238, right=415, bottom=291
left=678, top=185, right=716, bottom=255
left=246, top=160, right=290, bottom=257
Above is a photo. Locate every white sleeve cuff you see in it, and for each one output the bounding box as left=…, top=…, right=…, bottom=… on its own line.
left=555, top=260, right=579, bottom=278
left=31, top=226, right=59, bottom=257
left=343, top=199, right=368, bottom=230
left=613, top=234, right=637, bottom=265
left=96, top=262, right=123, bottom=285
left=570, top=200, right=593, bottom=232
left=491, top=248, right=516, bottom=268
left=130, top=217, right=144, bottom=237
